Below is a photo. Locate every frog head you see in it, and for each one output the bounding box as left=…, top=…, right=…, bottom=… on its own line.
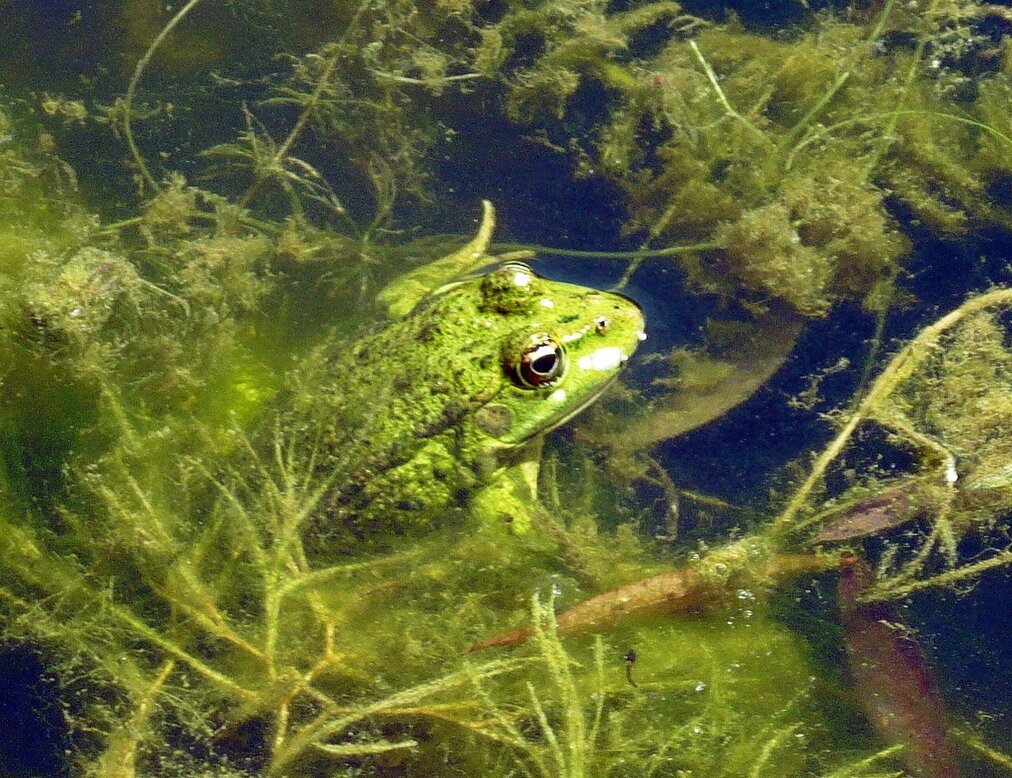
left=376, top=200, right=644, bottom=451
left=469, top=262, right=644, bottom=447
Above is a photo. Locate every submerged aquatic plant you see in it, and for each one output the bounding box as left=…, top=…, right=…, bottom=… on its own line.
left=476, top=288, right=1012, bottom=777
left=0, top=1, right=1010, bottom=776
left=475, top=0, right=1011, bottom=457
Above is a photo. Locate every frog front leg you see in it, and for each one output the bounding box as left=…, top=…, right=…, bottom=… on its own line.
left=470, top=438, right=543, bottom=535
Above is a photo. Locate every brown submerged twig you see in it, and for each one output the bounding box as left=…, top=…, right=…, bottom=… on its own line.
left=471, top=547, right=836, bottom=651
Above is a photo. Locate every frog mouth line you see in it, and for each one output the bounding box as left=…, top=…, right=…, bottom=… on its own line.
left=537, top=371, right=620, bottom=439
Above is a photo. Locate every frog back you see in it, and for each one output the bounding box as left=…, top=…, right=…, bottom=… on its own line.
left=282, top=287, right=501, bottom=550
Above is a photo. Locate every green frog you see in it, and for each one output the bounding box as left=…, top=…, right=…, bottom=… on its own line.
left=286, top=202, right=645, bottom=549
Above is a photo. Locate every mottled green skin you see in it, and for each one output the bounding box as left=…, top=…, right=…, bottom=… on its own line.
left=290, top=264, right=644, bottom=548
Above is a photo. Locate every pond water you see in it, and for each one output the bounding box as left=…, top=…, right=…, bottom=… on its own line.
left=0, top=1, right=1010, bottom=775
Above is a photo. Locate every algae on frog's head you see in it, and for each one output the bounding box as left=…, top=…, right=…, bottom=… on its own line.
left=471, top=263, right=644, bottom=446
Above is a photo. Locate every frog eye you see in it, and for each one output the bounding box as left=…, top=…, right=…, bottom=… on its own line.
left=481, top=263, right=542, bottom=313
left=498, top=261, right=535, bottom=277
left=489, top=262, right=537, bottom=289
left=508, top=332, right=567, bottom=388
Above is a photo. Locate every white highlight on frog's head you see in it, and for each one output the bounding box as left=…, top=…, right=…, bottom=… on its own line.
left=539, top=298, right=554, bottom=308
left=562, top=324, right=591, bottom=343
left=549, top=388, right=567, bottom=403
left=512, top=269, right=533, bottom=287
left=577, top=346, right=627, bottom=372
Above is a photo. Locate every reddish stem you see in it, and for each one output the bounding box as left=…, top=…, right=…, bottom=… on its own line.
left=470, top=553, right=834, bottom=652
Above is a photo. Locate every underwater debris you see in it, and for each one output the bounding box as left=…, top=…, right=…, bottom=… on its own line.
left=814, top=477, right=940, bottom=543
left=837, top=557, right=960, bottom=778
left=583, top=310, right=803, bottom=453
left=471, top=540, right=837, bottom=651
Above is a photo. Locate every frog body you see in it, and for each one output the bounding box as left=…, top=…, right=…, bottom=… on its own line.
left=287, top=204, right=644, bottom=549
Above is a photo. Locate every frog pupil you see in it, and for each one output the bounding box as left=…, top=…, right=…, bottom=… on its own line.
left=529, top=348, right=558, bottom=375
left=519, top=341, right=564, bottom=387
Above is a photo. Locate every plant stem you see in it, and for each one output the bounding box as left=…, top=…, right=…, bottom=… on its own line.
left=238, top=0, right=372, bottom=211
left=770, top=288, right=1012, bottom=539
left=123, top=0, right=205, bottom=193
